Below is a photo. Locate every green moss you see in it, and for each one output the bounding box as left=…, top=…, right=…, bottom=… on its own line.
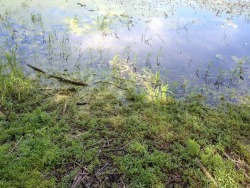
left=0, top=57, right=249, bottom=187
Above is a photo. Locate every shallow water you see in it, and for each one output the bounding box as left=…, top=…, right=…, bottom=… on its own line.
left=0, top=0, right=250, bottom=102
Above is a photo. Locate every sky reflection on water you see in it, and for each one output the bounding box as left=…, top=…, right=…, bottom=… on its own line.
left=0, top=0, right=250, bottom=101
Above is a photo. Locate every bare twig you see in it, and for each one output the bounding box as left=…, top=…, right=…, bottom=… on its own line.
left=49, top=75, right=88, bottom=86
left=76, top=102, right=89, bottom=106
left=71, top=171, right=90, bottom=188
left=27, top=64, right=88, bottom=86
left=37, top=88, right=55, bottom=90
left=62, top=100, right=68, bottom=115
left=27, top=64, right=46, bottom=73
left=223, top=152, right=250, bottom=180
left=96, top=163, right=109, bottom=175
left=77, top=3, right=85, bottom=7
left=223, top=152, right=250, bottom=169
left=195, top=158, right=217, bottom=186
left=10, top=136, right=23, bottom=153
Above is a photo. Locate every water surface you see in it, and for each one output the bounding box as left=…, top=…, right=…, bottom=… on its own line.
left=0, top=0, right=250, bottom=102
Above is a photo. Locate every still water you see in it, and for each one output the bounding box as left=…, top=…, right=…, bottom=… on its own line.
left=0, top=0, right=250, bottom=102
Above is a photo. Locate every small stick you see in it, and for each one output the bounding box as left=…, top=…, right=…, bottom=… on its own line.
left=49, top=75, right=88, bottom=86
left=37, top=88, right=55, bottom=90
left=76, top=102, right=88, bottom=105
left=223, top=153, right=250, bottom=179
left=27, top=64, right=46, bottom=73
left=10, top=136, right=23, bottom=153
left=71, top=172, right=83, bottom=188
left=96, top=163, right=109, bottom=175
left=62, top=101, right=68, bottom=115
left=27, top=64, right=88, bottom=86
left=77, top=3, right=85, bottom=7
left=195, top=158, right=217, bottom=186
left=73, top=161, right=90, bottom=173
left=223, top=152, right=250, bottom=168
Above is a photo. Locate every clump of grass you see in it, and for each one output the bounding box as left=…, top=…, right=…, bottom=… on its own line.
left=0, top=51, right=31, bottom=100
left=109, top=55, right=173, bottom=102
left=0, top=51, right=32, bottom=119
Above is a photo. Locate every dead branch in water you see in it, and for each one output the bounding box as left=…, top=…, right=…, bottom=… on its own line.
left=49, top=75, right=88, bottom=86
left=27, top=64, right=88, bottom=86
left=27, top=64, right=46, bottom=73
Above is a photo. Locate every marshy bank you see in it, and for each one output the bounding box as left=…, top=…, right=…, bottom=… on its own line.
left=0, top=0, right=250, bottom=187
left=0, top=52, right=250, bottom=187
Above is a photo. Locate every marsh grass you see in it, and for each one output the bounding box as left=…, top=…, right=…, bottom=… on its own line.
left=0, top=55, right=249, bottom=187
left=0, top=51, right=31, bottom=108
left=0, top=3, right=250, bottom=187
left=109, top=55, right=173, bottom=102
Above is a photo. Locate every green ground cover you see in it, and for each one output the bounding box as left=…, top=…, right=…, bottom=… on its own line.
left=0, top=54, right=249, bottom=187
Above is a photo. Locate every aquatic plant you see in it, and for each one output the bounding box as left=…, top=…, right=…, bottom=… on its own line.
left=0, top=51, right=31, bottom=105
left=109, top=55, right=173, bottom=101
left=230, top=56, right=248, bottom=84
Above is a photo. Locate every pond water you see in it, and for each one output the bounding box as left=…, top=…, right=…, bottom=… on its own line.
left=0, top=0, right=250, bottom=103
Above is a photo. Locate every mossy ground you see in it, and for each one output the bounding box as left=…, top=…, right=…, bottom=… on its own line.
left=0, top=60, right=250, bottom=188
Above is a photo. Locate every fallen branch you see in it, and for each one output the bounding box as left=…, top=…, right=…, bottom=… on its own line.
left=195, top=158, right=217, bottom=186
left=27, top=64, right=46, bottom=73
left=27, top=64, right=88, bottom=86
left=49, top=75, right=88, bottom=86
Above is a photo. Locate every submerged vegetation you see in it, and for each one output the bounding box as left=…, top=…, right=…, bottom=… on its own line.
left=0, top=53, right=249, bottom=187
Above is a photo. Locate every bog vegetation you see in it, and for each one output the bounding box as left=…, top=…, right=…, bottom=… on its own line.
left=0, top=52, right=249, bottom=187
left=1, top=0, right=250, bottom=187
